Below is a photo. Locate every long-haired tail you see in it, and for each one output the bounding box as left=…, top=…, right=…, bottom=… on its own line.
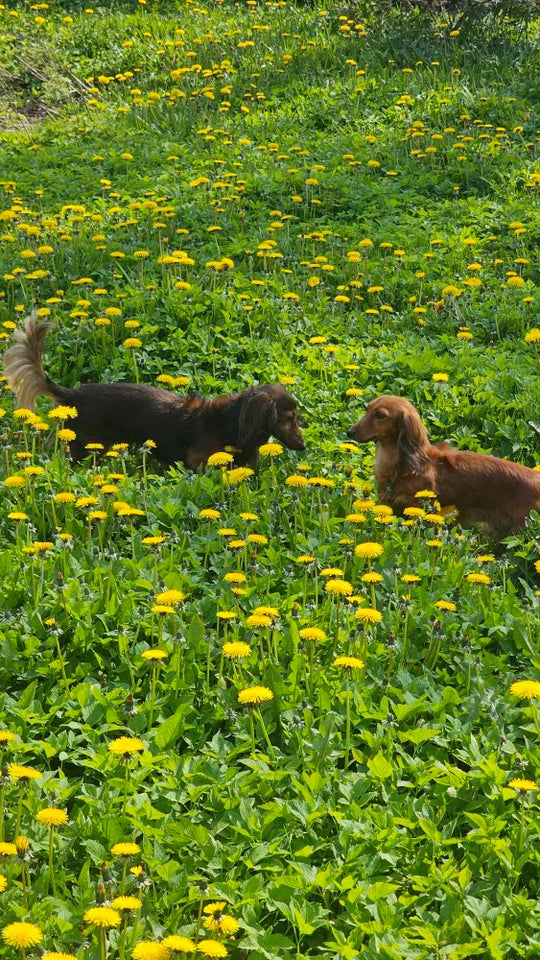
left=3, top=311, right=58, bottom=411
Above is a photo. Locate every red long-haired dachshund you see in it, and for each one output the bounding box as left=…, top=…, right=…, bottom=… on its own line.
left=348, top=394, right=540, bottom=535
left=3, top=313, right=305, bottom=468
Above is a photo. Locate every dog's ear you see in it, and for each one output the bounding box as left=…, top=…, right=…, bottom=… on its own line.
left=397, top=409, right=427, bottom=470
left=237, top=390, right=277, bottom=448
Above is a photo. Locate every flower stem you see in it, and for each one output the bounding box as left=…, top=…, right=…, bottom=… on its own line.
left=48, top=825, right=57, bottom=896
left=194, top=893, right=204, bottom=944
left=55, top=633, right=69, bottom=688
left=99, top=925, right=107, bottom=960
left=256, top=708, right=275, bottom=760
left=344, top=680, right=351, bottom=770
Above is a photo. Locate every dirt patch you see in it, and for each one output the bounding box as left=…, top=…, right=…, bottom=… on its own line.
left=0, top=95, right=59, bottom=133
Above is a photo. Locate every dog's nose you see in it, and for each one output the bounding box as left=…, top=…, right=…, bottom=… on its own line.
left=347, top=426, right=356, bottom=438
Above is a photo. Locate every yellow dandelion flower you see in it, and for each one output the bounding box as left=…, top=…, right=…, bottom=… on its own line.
left=246, top=614, right=272, bottom=628
left=163, top=936, right=196, bottom=953
left=43, top=954, right=78, bottom=960
left=361, top=572, right=383, bottom=583
left=466, top=573, right=490, bottom=585
left=252, top=606, right=279, bottom=618
left=0, top=731, right=16, bottom=743
left=222, top=642, right=252, bottom=659
left=403, top=506, right=426, bottom=518
left=434, top=599, right=457, bottom=611
left=111, top=896, right=142, bottom=911
left=423, top=513, right=445, bottom=525
left=131, top=940, right=169, bottom=960
left=0, top=843, right=18, bottom=856
left=76, top=496, right=99, bottom=508
left=54, top=491, right=77, bottom=503
left=111, top=842, right=141, bottom=856
left=353, top=498, right=375, bottom=510
left=8, top=763, right=41, bottom=782
left=155, top=589, right=184, bottom=605
left=5, top=475, right=26, bottom=488
left=259, top=442, right=283, bottom=456
left=199, top=509, right=221, bottom=520
left=0, top=874, right=6, bottom=893
left=36, top=807, right=68, bottom=827
left=238, top=686, right=274, bottom=706
left=15, top=836, right=29, bottom=855
left=88, top=510, right=107, bottom=521
left=354, top=607, right=382, bottom=623
left=286, top=474, right=310, bottom=487
left=2, top=923, right=43, bottom=948
left=108, top=737, right=144, bottom=757
left=197, top=940, right=227, bottom=958
left=48, top=405, right=78, bottom=420
left=508, top=778, right=539, bottom=791
left=84, top=907, right=121, bottom=929
left=355, top=541, right=383, bottom=559
left=299, top=627, right=327, bottom=642
left=203, top=914, right=239, bottom=936
left=207, top=451, right=234, bottom=467
left=308, top=476, right=335, bottom=488
left=510, top=680, right=540, bottom=700
left=223, top=572, right=246, bottom=583
left=142, top=535, right=166, bottom=546
left=224, top=467, right=254, bottom=485
left=325, top=578, right=353, bottom=596
left=141, top=649, right=168, bottom=661
left=333, top=655, right=364, bottom=670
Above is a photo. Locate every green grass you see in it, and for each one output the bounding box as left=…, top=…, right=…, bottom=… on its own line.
left=0, top=1, right=539, bottom=958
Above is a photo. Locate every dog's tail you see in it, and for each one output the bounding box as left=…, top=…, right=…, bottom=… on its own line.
left=3, top=311, right=66, bottom=411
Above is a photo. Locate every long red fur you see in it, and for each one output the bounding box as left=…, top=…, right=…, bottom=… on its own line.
left=348, top=395, right=540, bottom=536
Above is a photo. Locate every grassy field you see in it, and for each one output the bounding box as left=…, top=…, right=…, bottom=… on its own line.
left=0, top=1, right=539, bottom=958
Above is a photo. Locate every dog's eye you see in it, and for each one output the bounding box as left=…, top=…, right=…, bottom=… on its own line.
left=373, top=410, right=387, bottom=420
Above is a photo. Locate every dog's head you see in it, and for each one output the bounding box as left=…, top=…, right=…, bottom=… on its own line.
left=347, top=395, right=429, bottom=465
left=238, top=384, right=305, bottom=451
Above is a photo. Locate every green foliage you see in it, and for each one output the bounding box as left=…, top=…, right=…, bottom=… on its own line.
left=0, top=1, right=539, bottom=959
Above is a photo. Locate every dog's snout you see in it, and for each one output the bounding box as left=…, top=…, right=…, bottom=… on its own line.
left=347, top=425, right=356, bottom=439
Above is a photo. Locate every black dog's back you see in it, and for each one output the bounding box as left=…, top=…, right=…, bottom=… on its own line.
left=51, top=380, right=207, bottom=463
left=3, top=314, right=305, bottom=467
